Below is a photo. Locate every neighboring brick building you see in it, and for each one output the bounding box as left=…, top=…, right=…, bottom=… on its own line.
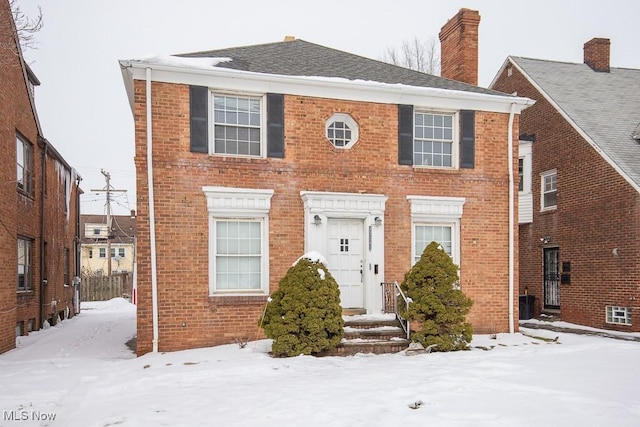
left=491, top=39, right=640, bottom=332
left=120, top=8, right=533, bottom=355
left=0, top=0, right=82, bottom=354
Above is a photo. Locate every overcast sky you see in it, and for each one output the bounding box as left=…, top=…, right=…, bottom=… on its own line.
left=17, top=0, right=640, bottom=216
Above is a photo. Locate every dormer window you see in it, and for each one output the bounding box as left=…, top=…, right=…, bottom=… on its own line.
left=326, top=113, right=359, bottom=149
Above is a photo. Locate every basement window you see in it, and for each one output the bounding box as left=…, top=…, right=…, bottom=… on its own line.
left=606, top=306, right=631, bottom=325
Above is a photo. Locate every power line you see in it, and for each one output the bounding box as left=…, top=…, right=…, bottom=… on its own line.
left=90, top=169, right=127, bottom=276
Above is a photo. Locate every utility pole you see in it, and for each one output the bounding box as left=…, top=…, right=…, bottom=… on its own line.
left=91, top=169, right=127, bottom=276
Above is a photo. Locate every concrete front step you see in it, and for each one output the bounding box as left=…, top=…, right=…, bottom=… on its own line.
left=319, top=315, right=410, bottom=356
left=344, top=326, right=406, bottom=341
left=321, top=339, right=411, bottom=356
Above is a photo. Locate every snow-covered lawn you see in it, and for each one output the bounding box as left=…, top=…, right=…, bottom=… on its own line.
left=1, top=299, right=639, bottom=427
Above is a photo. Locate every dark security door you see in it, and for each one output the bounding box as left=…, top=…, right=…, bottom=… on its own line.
left=543, top=248, right=560, bottom=309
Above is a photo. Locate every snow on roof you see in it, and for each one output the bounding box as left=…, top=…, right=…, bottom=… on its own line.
left=135, top=55, right=232, bottom=69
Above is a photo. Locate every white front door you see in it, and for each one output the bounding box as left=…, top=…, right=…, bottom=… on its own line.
left=327, top=219, right=364, bottom=308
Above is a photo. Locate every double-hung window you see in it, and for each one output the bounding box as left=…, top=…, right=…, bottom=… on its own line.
left=17, top=238, right=32, bottom=291
left=214, top=220, right=262, bottom=290
left=414, top=224, right=453, bottom=264
left=407, top=195, right=465, bottom=269
left=541, top=170, right=557, bottom=211
left=204, top=187, right=273, bottom=295
left=213, top=94, right=262, bottom=157
left=16, top=135, right=33, bottom=193
left=99, top=248, right=106, bottom=258
left=414, top=112, right=455, bottom=167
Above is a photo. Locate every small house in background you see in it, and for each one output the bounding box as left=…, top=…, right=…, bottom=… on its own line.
left=80, top=212, right=137, bottom=276
left=491, top=38, right=640, bottom=332
left=120, top=8, right=534, bottom=355
left=0, top=0, right=82, bottom=354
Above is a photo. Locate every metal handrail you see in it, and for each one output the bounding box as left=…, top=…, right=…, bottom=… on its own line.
left=381, top=281, right=411, bottom=340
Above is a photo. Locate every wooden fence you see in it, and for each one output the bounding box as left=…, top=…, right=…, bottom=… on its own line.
left=81, top=273, right=132, bottom=301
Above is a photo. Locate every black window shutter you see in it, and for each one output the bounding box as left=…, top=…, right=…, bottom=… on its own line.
left=267, top=93, right=284, bottom=158
left=398, top=104, right=413, bottom=165
left=460, top=110, right=475, bottom=168
left=189, top=85, right=208, bottom=153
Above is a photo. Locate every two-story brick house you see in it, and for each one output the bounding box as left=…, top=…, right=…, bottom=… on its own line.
left=120, top=8, right=534, bottom=355
left=491, top=39, right=640, bottom=332
left=0, top=0, right=82, bottom=354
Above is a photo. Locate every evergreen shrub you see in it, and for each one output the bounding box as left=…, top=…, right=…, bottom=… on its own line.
left=400, top=241, right=473, bottom=351
left=260, top=254, right=344, bottom=357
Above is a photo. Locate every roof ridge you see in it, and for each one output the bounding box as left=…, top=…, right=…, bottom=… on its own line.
left=511, top=55, right=640, bottom=72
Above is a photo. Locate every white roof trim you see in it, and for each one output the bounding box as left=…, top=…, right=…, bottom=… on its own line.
left=120, top=59, right=534, bottom=115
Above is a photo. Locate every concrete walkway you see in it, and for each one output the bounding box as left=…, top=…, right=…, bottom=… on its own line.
left=519, top=320, right=640, bottom=343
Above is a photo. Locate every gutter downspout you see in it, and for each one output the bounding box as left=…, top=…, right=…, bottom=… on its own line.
left=507, top=103, right=517, bottom=334
left=74, top=175, right=82, bottom=314
left=39, top=139, right=47, bottom=329
left=146, top=68, right=160, bottom=352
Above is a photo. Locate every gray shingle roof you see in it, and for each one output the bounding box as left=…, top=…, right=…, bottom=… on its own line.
left=510, top=56, right=640, bottom=189
left=179, top=39, right=504, bottom=96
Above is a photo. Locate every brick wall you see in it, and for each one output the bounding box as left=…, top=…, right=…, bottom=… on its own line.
left=439, top=8, right=480, bottom=86
left=0, top=0, right=80, bottom=353
left=493, top=63, right=640, bottom=332
left=133, top=80, right=521, bottom=354
left=0, top=0, right=38, bottom=353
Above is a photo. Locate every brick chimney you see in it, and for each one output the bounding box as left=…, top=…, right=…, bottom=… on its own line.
left=583, top=38, right=610, bottom=72
left=439, top=8, right=481, bottom=86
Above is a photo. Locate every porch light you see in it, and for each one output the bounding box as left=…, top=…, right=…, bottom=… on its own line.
left=313, top=214, right=322, bottom=225
left=374, top=216, right=382, bottom=226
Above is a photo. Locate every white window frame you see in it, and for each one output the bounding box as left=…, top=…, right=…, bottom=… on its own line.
left=16, top=135, right=33, bottom=193
left=210, top=92, right=266, bottom=158
left=413, top=223, right=455, bottom=264
left=325, top=113, right=359, bottom=149
left=407, top=195, right=465, bottom=268
left=541, top=169, right=558, bottom=211
left=413, top=110, right=458, bottom=169
left=17, top=237, right=32, bottom=292
left=203, top=186, right=274, bottom=296
left=99, top=247, right=106, bottom=258
left=518, top=141, right=532, bottom=194
left=606, top=306, right=632, bottom=325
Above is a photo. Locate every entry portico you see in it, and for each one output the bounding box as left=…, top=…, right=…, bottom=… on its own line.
left=301, top=191, right=387, bottom=314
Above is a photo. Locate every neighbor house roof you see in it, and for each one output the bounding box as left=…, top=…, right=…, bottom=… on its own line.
left=178, top=39, right=504, bottom=96
left=80, top=214, right=136, bottom=245
left=505, top=56, right=640, bottom=191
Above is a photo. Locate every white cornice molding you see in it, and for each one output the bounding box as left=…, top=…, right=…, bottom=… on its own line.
left=120, top=59, right=534, bottom=115
left=407, top=195, right=466, bottom=219
left=202, top=186, right=274, bottom=215
left=300, top=191, right=388, bottom=215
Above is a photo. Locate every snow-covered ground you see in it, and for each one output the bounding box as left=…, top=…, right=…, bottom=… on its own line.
left=1, top=299, right=639, bottom=427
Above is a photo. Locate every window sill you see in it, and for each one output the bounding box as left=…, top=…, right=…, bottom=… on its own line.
left=540, top=206, right=557, bottom=213
left=412, top=165, right=458, bottom=172
left=17, top=189, right=35, bottom=200
left=208, top=153, right=267, bottom=162
left=208, top=293, right=269, bottom=306
left=17, top=290, right=35, bottom=296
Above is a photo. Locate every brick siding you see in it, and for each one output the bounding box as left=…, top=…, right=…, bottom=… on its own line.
left=0, top=1, right=80, bottom=353
left=493, top=63, right=640, bottom=332
left=133, top=80, right=521, bottom=354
